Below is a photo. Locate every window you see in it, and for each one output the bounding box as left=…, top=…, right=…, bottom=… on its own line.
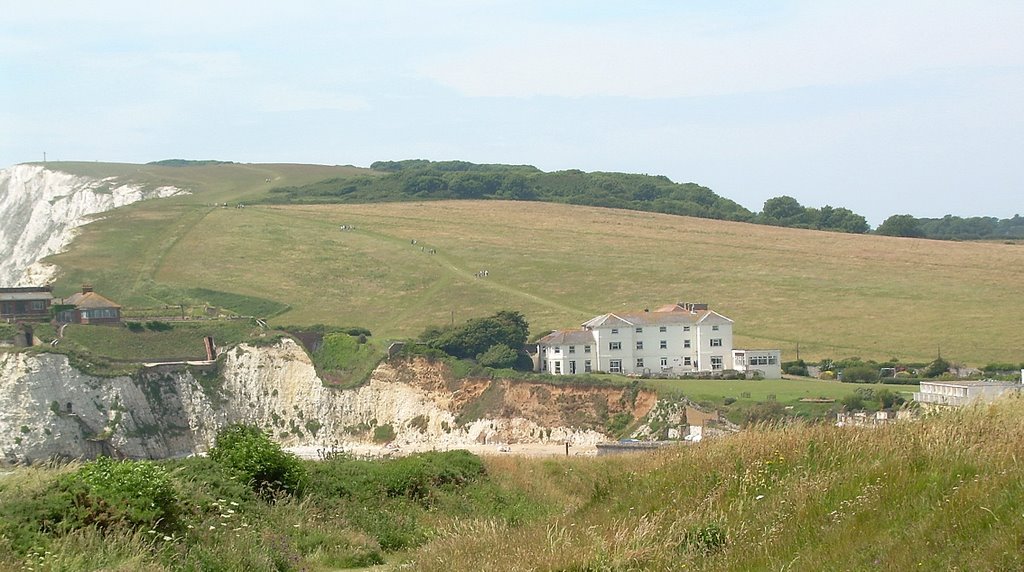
left=609, top=341, right=621, bottom=350
left=636, top=358, right=645, bottom=368
left=554, top=346, right=561, bottom=354
left=750, top=355, right=779, bottom=366
left=683, top=326, right=690, bottom=332
left=635, top=327, right=643, bottom=333
left=684, top=340, right=691, bottom=348
left=554, top=362, right=561, bottom=374
left=609, top=359, right=622, bottom=373
left=659, top=340, right=667, bottom=349
left=569, top=361, right=576, bottom=374
left=584, top=360, right=592, bottom=373
left=31, top=301, right=44, bottom=311
left=659, top=326, right=667, bottom=333
left=710, top=339, right=722, bottom=347
left=684, top=357, right=692, bottom=366
left=712, top=325, right=719, bottom=331
left=636, top=341, right=644, bottom=350
left=660, top=357, right=668, bottom=367
left=711, top=356, right=723, bottom=370
left=542, top=360, right=548, bottom=371
left=568, top=345, right=575, bottom=354
left=584, top=345, right=591, bottom=353
left=610, top=328, right=619, bottom=334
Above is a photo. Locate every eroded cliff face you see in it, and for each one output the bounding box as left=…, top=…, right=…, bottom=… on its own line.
left=0, top=340, right=660, bottom=463
left=0, top=164, right=187, bottom=286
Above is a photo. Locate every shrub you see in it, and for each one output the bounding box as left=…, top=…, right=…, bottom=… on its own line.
left=723, top=397, right=737, bottom=405
left=144, top=321, right=172, bottom=332
left=476, top=343, right=519, bottom=369
left=875, top=388, right=905, bottom=409
left=819, top=370, right=836, bottom=380
left=373, top=424, right=396, bottom=443
left=208, top=424, right=306, bottom=497
left=125, top=322, right=144, bottom=332
left=840, top=393, right=865, bottom=411
left=59, top=457, right=179, bottom=533
left=841, top=365, right=879, bottom=383
left=782, top=360, right=808, bottom=376
left=923, top=357, right=951, bottom=378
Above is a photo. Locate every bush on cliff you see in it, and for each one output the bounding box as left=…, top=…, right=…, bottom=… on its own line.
left=209, top=424, right=306, bottom=497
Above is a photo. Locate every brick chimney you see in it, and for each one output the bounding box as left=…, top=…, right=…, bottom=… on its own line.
left=81, top=284, right=94, bottom=294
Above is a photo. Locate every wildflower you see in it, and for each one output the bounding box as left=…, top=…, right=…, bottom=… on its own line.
left=756, top=495, right=765, bottom=500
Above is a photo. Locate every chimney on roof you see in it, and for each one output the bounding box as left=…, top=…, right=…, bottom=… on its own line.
left=81, top=284, right=94, bottom=294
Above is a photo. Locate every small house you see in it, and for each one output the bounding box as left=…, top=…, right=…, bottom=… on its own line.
left=58, top=285, right=122, bottom=325
left=0, top=285, right=53, bottom=321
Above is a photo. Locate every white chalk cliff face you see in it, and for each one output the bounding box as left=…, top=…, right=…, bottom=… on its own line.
left=0, top=164, right=187, bottom=286
left=0, top=340, right=609, bottom=463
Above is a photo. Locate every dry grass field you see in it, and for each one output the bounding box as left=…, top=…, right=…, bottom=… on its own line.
left=44, top=167, right=1024, bottom=367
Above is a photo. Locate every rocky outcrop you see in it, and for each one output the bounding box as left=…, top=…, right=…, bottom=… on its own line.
left=0, top=340, right=663, bottom=463
left=0, top=164, right=187, bottom=286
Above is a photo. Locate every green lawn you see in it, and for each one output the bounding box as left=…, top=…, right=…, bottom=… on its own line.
left=58, top=321, right=266, bottom=361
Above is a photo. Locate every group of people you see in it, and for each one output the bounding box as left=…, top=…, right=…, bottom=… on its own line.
left=411, top=239, right=436, bottom=254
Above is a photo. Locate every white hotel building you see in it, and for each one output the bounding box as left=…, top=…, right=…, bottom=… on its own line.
left=536, top=302, right=781, bottom=378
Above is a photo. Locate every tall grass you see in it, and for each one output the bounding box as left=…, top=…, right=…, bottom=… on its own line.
left=409, top=397, right=1024, bottom=571
left=3, top=403, right=1023, bottom=570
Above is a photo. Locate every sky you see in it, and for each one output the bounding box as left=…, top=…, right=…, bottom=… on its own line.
left=2, top=1, right=1022, bottom=225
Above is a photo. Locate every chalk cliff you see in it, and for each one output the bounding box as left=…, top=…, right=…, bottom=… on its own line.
left=0, top=339, right=658, bottom=462
left=0, top=164, right=186, bottom=286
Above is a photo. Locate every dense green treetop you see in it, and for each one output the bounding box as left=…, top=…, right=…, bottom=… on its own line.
left=876, top=214, right=925, bottom=238
left=758, top=195, right=870, bottom=234
left=262, top=160, right=755, bottom=222
left=258, top=159, right=1017, bottom=240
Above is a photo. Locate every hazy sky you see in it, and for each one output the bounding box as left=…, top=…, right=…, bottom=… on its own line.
left=3, top=1, right=1022, bottom=224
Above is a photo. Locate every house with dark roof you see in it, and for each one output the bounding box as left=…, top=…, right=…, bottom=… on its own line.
left=57, top=285, right=122, bottom=325
left=0, top=285, right=53, bottom=321
left=537, top=302, right=781, bottom=378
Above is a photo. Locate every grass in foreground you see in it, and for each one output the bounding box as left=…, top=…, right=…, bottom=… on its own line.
left=410, top=398, right=1024, bottom=571
left=3, top=401, right=1023, bottom=570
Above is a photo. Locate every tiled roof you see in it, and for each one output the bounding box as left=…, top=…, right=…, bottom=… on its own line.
left=64, top=291, right=121, bottom=309
left=580, top=304, right=733, bottom=328
left=538, top=329, right=596, bottom=345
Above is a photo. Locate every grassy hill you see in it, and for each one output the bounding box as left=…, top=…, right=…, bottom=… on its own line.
left=35, top=162, right=1024, bottom=366
left=2, top=400, right=1022, bottom=570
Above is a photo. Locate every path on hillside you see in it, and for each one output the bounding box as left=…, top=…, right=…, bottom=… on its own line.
left=131, top=206, right=216, bottom=302
left=259, top=206, right=590, bottom=322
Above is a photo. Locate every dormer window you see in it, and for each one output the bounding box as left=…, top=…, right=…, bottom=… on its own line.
left=610, top=328, right=619, bottom=334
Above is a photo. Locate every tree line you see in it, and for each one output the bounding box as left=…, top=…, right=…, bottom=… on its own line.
left=260, top=160, right=1019, bottom=240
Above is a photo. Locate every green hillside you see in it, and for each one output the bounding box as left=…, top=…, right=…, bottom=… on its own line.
left=37, top=162, right=1024, bottom=366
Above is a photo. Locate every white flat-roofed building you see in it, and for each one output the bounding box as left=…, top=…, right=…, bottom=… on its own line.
left=537, top=302, right=743, bottom=376
left=732, top=349, right=782, bottom=379
left=914, top=380, right=1022, bottom=408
